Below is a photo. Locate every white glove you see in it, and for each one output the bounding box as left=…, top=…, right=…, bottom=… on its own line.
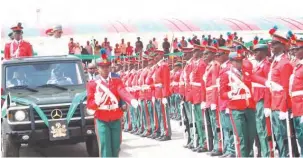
left=300, top=116, right=303, bottom=124
left=180, top=101, right=185, bottom=106
left=264, top=108, right=271, bottom=118
left=94, top=93, right=103, bottom=105
left=279, top=111, right=288, bottom=120
left=290, top=113, right=293, bottom=119
left=152, top=97, right=155, bottom=103
left=131, top=99, right=139, bottom=108
left=210, top=104, right=216, bottom=110
left=162, top=98, right=168, bottom=105
left=227, top=91, right=233, bottom=99
left=225, top=108, right=230, bottom=114
left=200, top=102, right=206, bottom=109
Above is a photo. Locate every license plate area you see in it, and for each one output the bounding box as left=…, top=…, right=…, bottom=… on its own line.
left=49, top=120, right=70, bottom=141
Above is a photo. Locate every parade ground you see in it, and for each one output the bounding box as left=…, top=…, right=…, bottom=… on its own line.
left=20, top=120, right=213, bottom=157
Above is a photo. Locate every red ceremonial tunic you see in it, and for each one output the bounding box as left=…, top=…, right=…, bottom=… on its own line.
left=87, top=73, right=135, bottom=122
left=290, top=59, right=303, bottom=117
left=171, top=69, right=182, bottom=94
left=145, top=67, right=156, bottom=100
left=153, top=60, right=170, bottom=99
left=220, top=64, right=255, bottom=110
left=190, top=59, right=207, bottom=104
left=251, top=58, right=271, bottom=108
left=4, top=40, right=33, bottom=60
left=180, top=60, right=194, bottom=101
left=218, top=60, right=232, bottom=111
left=204, top=61, right=220, bottom=107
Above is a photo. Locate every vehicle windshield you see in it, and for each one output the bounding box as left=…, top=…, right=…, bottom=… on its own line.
left=5, top=61, right=84, bottom=88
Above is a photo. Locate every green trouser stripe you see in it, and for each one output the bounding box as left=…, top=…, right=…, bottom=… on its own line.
left=255, top=99, right=270, bottom=157
left=146, top=100, right=155, bottom=133
left=95, top=119, right=121, bottom=158
left=155, top=98, right=172, bottom=136
left=230, top=109, right=256, bottom=157
left=293, top=116, right=303, bottom=157
left=272, top=110, right=289, bottom=157
left=174, top=94, right=181, bottom=118
left=190, top=104, right=205, bottom=147
left=130, top=106, right=137, bottom=130
left=170, top=95, right=175, bottom=115
left=141, top=100, right=151, bottom=134
left=220, top=112, right=235, bottom=155
left=210, top=109, right=220, bottom=152
left=137, top=101, right=143, bottom=132
left=184, top=102, right=193, bottom=143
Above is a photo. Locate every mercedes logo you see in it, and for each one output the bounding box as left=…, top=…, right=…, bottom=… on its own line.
left=51, top=109, right=63, bottom=119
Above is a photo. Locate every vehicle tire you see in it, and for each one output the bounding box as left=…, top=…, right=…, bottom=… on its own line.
left=86, top=136, right=98, bottom=157
left=1, top=127, right=20, bottom=157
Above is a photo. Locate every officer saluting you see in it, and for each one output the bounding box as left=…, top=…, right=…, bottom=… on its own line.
left=86, top=50, right=139, bottom=157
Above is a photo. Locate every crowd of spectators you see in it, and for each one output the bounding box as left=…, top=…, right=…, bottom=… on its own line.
left=67, top=32, right=244, bottom=57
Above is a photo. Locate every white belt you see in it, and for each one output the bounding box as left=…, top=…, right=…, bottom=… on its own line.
left=190, top=82, right=201, bottom=87
left=291, top=90, right=303, bottom=97
left=154, top=83, right=163, bottom=88
left=141, top=85, right=151, bottom=90
left=206, top=85, right=218, bottom=91
left=231, top=94, right=250, bottom=100
left=99, top=104, right=119, bottom=110
left=171, top=82, right=178, bottom=86
left=179, top=82, right=185, bottom=86
left=252, top=82, right=266, bottom=88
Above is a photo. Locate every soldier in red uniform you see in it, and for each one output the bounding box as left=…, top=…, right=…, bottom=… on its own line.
left=289, top=38, right=303, bottom=157
left=137, top=56, right=152, bottom=137
left=4, top=24, right=33, bottom=60
left=251, top=44, right=273, bottom=157
left=177, top=46, right=194, bottom=145
left=86, top=55, right=139, bottom=157
left=170, top=62, right=182, bottom=120
left=189, top=46, right=208, bottom=152
left=203, top=44, right=223, bottom=156
left=179, top=49, right=195, bottom=147
left=215, top=47, right=236, bottom=157
left=267, top=31, right=293, bottom=157
left=145, top=58, right=158, bottom=139
left=220, top=50, right=256, bottom=157
left=152, top=51, right=171, bottom=141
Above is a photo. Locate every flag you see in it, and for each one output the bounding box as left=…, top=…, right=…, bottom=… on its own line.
left=1, top=93, right=11, bottom=118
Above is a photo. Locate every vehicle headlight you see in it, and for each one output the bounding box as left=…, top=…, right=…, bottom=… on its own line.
left=85, top=108, right=95, bottom=116
left=14, top=110, right=26, bottom=121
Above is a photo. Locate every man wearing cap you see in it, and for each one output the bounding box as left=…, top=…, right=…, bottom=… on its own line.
left=219, top=51, right=256, bottom=157
left=289, top=38, right=303, bottom=157
left=179, top=48, right=195, bottom=147
left=124, top=69, right=136, bottom=133
left=41, top=25, right=69, bottom=56
left=86, top=55, right=139, bottom=157
left=170, top=62, right=182, bottom=120
left=216, top=47, right=236, bottom=157
left=266, top=30, right=293, bottom=157
left=4, top=24, right=33, bottom=60
left=137, top=56, right=152, bottom=137
left=152, top=51, right=172, bottom=141
left=203, top=44, right=222, bottom=156
left=188, top=46, right=208, bottom=152
left=251, top=44, right=273, bottom=157
left=145, top=57, right=158, bottom=139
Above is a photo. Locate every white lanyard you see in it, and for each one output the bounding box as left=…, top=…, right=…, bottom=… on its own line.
left=10, top=40, right=21, bottom=58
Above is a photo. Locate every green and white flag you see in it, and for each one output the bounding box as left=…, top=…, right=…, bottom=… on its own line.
left=1, top=93, right=11, bottom=118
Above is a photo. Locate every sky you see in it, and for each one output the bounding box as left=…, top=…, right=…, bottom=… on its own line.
left=0, top=0, right=302, bottom=27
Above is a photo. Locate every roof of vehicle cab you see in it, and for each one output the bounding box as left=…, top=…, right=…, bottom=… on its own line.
left=2, top=55, right=81, bottom=65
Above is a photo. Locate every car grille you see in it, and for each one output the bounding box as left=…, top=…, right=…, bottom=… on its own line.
left=32, top=105, right=82, bottom=120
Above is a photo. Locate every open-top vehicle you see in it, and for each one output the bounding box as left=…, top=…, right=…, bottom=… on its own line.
left=1, top=55, right=98, bottom=157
